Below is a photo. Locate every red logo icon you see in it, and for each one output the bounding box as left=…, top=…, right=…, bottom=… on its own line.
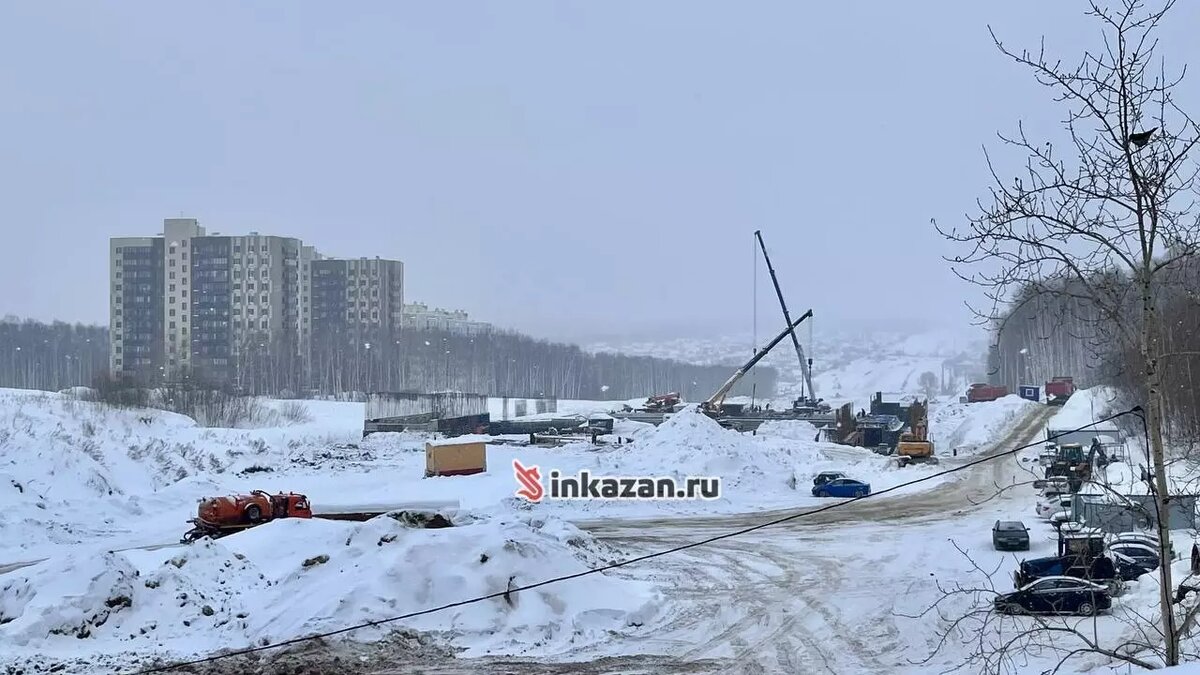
left=513, top=459, right=544, bottom=502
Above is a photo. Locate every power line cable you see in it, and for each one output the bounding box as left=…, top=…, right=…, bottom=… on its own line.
left=133, top=407, right=1140, bottom=674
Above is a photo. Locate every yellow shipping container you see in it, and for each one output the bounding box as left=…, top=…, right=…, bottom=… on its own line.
left=425, top=441, right=487, bottom=477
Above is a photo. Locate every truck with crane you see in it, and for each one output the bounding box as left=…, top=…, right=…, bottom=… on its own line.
left=699, top=310, right=813, bottom=421
left=754, top=230, right=822, bottom=411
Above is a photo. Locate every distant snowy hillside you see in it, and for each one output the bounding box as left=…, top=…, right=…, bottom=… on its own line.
left=585, top=325, right=988, bottom=407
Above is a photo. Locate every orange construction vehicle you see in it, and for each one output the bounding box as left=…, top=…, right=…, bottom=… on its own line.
left=181, top=490, right=312, bottom=543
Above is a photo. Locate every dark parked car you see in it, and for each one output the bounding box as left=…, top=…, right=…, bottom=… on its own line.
left=1108, top=543, right=1159, bottom=581
left=993, top=521, right=1031, bottom=551
left=812, top=478, right=870, bottom=498
left=994, top=576, right=1111, bottom=616
left=813, top=471, right=846, bottom=487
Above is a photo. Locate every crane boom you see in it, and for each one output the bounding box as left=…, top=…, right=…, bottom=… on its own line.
left=754, top=230, right=815, bottom=400
left=702, top=309, right=813, bottom=414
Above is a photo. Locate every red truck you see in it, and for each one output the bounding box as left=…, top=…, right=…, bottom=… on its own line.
left=967, top=383, right=1010, bottom=403
left=1044, top=377, right=1076, bottom=406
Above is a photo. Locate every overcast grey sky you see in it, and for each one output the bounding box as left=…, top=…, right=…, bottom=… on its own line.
left=2, top=2, right=1198, bottom=342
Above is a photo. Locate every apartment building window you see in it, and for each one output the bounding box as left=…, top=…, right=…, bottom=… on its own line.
left=170, top=309, right=176, bottom=317
left=247, top=282, right=255, bottom=291
left=169, top=297, right=175, bottom=304
left=261, top=245, right=268, bottom=252
left=169, top=284, right=175, bottom=292
left=169, top=322, right=176, bottom=329
left=181, top=290, right=187, bottom=297
left=233, top=283, right=241, bottom=290
left=115, top=308, right=122, bottom=315
left=114, top=284, right=122, bottom=291
left=233, top=244, right=241, bottom=252
left=182, top=327, right=188, bottom=335
left=169, top=245, right=176, bottom=254
left=182, top=265, right=187, bottom=272
left=169, top=259, right=176, bottom=267
left=169, top=272, right=176, bottom=280
left=248, top=308, right=255, bottom=316
left=181, top=252, right=187, bottom=259
left=261, top=319, right=269, bottom=329
left=233, top=271, right=241, bottom=279
left=260, top=295, right=268, bottom=304
left=181, top=302, right=187, bottom=310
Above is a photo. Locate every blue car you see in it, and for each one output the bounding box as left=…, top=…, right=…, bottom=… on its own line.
left=812, top=477, right=871, bottom=498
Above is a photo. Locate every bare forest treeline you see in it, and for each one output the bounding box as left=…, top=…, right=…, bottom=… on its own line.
left=0, top=318, right=108, bottom=392
left=0, top=317, right=775, bottom=402
left=988, top=253, right=1200, bottom=441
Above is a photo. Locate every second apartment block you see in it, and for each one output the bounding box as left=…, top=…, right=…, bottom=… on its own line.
left=110, top=218, right=400, bottom=386
left=310, top=257, right=405, bottom=343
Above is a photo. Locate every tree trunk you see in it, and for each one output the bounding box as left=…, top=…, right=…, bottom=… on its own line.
left=1144, top=283, right=1179, bottom=665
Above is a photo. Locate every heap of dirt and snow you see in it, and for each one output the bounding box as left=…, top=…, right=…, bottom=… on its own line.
left=0, top=513, right=661, bottom=673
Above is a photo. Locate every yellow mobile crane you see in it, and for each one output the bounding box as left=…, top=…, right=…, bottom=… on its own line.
left=700, top=310, right=813, bottom=418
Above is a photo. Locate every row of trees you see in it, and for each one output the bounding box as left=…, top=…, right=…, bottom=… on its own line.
left=0, top=317, right=109, bottom=392
left=0, top=317, right=775, bottom=402
left=303, top=326, right=775, bottom=400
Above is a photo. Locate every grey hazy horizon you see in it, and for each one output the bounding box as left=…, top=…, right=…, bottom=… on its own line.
left=4, top=2, right=1198, bottom=344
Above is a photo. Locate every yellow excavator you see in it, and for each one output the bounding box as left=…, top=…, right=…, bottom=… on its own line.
left=894, top=399, right=938, bottom=467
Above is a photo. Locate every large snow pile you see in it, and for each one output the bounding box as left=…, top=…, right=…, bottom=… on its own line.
left=0, top=514, right=661, bottom=672
left=570, top=407, right=931, bottom=511
left=610, top=407, right=796, bottom=489
left=929, top=395, right=1040, bottom=456
left=1049, top=386, right=1123, bottom=430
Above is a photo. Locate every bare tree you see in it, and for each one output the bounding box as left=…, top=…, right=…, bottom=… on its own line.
left=919, top=371, right=940, bottom=400
left=936, top=0, right=1200, bottom=665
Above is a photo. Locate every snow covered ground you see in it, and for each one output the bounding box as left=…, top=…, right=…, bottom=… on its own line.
left=5, top=384, right=1193, bottom=674
left=1, top=513, right=662, bottom=669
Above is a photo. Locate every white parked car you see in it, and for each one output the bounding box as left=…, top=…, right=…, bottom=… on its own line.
left=1037, top=495, right=1074, bottom=519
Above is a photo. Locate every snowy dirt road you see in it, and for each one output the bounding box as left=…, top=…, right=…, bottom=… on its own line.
left=190, top=405, right=1056, bottom=675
